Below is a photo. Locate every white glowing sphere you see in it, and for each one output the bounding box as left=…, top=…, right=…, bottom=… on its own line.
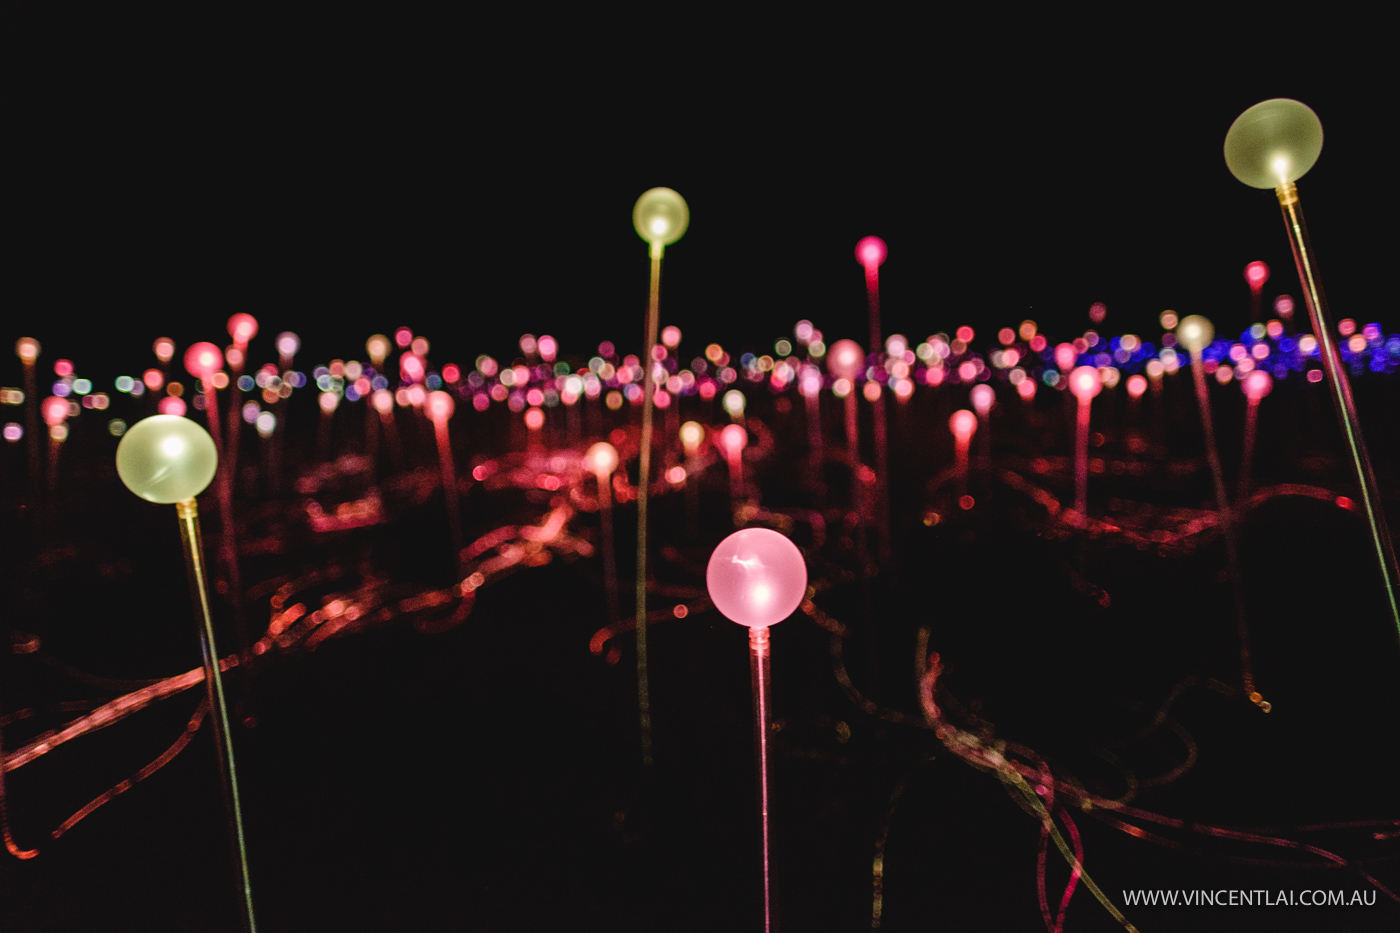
left=1176, top=315, right=1215, bottom=354
left=1224, top=99, right=1323, bottom=189
left=827, top=339, right=865, bottom=381
left=633, top=188, right=689, bottom=247
left=969, top=384, right=994, bottom=416
left=584, top=441, right=619, bottom=477
left=115, top=415, right=218, bottom=504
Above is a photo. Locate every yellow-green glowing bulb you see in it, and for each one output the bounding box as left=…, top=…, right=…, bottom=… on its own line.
left=115, top=414, right=219, bottom=504
left=1224, top=99, right=1323, bottom=189
left=1176, top=315, right=1215, bottom=355
left=633, top=188, right=689, bottom=254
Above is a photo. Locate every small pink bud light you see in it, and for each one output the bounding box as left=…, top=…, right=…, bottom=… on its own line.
left=184, top=342, right=223, bottom=379
left=827, top=339, right=865, bottom=381
left=426, top=390, right=455, bottom=422
left=524, top=407, right=545, bottom=431
left=158, top=396, right=187, bottom=416
left=584, top=441, right=619, bottom=478
left=706, top=528, right=808, bottom=629
left=1069, top=366, right=1102, bottom=400
left=1242, top=369, right=1273, bottom=402
left=42, top=396, right=69, bottom=426
left=1054, top=342, right=1078, bottom=371
left=1017, top=378, right=1037, bottom=401
left=16, top=337, right=40, bottom=362
left=1126, top=374, right=1148, bottom=399
left=855, top=236, right=887, bottom=270
left=970, top=384, right=994, bottom=417
left=371, top=389, right=394, bottom=414
left=949, top=409, right=977, bottom=442
left=661, top=325, right=682, bottom=349
left=1244, top=261, right=1270, bottom=290
left=227, top=313, right=259, bottom=347
left=719, top=423, right=748, bottom=454
left=276, top=332, right=301, bottom=357
left=152, top=338, right=175, bottom=363
left=538, top=335, right=558, bottom=362
left=318, top=391, right=340, bottom=413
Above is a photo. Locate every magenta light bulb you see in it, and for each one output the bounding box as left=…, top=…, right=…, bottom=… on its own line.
left=184, top=342, right=223, bottom=380
left=970, top=384, right=994, bottom=417
left=827, top=339, right=865, bottom=381
left=1069, top=366, right=1103, bottom=401
left=706, top=528, right=808, bottom=629
left=427, top=390, right=455, bottom=422
left=1054, top=343, right=1078, bottom=372
left=719, top=423, right=748, bottom=455
left=276, top=332, right=301, bottom=357
left=153, top=337, right=175, bottom=363
left=42, top=396, right=68, bottom=427
left=1126, top=374, right=1148, bottom=399
left=855, top=236, right=887, bottom=270
left=1242, top=369, right=1273, bottom=402
left=1244, top=261, right=1270, bottom=290
left=949, top=409, right=977, bottom=442
left=227, top=313, right=259, bottom=347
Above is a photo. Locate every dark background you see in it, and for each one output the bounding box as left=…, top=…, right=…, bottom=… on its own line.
left=4, top=30, right=1399, bottom=933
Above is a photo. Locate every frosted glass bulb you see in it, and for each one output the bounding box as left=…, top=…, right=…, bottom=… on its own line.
left=116, top=415, right=218, bottom=504
left=679, top=421, right=705, bottom=455
left=184, top=342, right=223, bottom=379
left=855, top=236, right=887, bottom=269
left=633, top=188, right=689, bottom=247
left=827, top=339, right=865, bottom=381
left=584, top=441, right=618, bottom=477
left=15, top=338, right=40, bottom=362
left=949, top=409, right=977, bottom=441
left=1176, top=315, right=1215, bottom=354
left=706, top=528, right=808, bottom=629
left=970, top=384, right=994, bottom=416
left=1224, top=99, right=1323, bottom=189
left=1069, top=366, right=1102, bottom=400
left=426, top=390, right=454, bottom=422
left=227, top=313, right=258, bottom=345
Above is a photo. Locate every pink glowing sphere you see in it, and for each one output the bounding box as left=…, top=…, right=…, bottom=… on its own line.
left=276, top=332, right=301, bottom=357
left=1069, top=365, right=1102, bottom=401
left=183, top=342, right=223, bottom=379
left=152, top=338, right=174, bottom=363
left=524, top=407, right=545, bottom=431
left=1054, top=342, right=1078, bottom=371
left=1242, top=369, right=1273, bottom=401
left=41, top=396, right=69, bottom=427
left=227, top=313, right=259, bottom=346
left=158, top=396, right=187, bottom=416
left=719, top=423, right=748, bottom=454
left=15, top=338, right=40, bottom=363
left=706, top=528, right=808, bottom=629
left=584, top=441, right=619, bottom=477
left=371, top=389, right=394, bottom=414
left=949, top=409, right=977, bottom=441
left=427, top=390, right=455, bottom=422
left=970, top=384, right=994, bottom=416
left=1244, top=261, right=1270, bottom=289
left=827, top=339, right=865, bottom=381
left=855, top=236, right=887, bottom=269
left=1126, top=374, right=1148, bottom=399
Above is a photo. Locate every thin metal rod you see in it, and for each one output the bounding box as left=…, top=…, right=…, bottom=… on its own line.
left=749, top=625, right=775, bottom=933
left=635, top=251, right=661, bottom=768
left=1276, top=183, right=1400, bottom=637
left=176, top=498, right=257, bottom=932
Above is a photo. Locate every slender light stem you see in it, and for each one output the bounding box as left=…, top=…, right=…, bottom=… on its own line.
left=749, top=625, right=775, bottom=933
left=954, top=437, right=970, bottom=504
left=434, top=419, right=463, bottom=571
left=865, top=267, right=890, bottom=563
left=598, top=470, right=619, bottom=625
left=176, top=498, right=256, bottom=932
left=1190, top=357, right=1265, bottom=709
left=22, top=361, right=40, bottom=494
left=1074, top=396, right=1091, bottom=523
left=1276, top=182, right=1400, bottom=637
left=1239, top=398, right=1260, bottom=501
left=635, top=250, right=661, bottom=767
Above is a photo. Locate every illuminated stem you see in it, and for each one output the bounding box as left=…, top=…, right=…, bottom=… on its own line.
left=22, top=361, right=39, bottom=494
left=434, top=420, right=463, bottom=571
left=175, top=498, right=257, bottom=933
left=866, top=267, right=890, bottom=563
left=1239, top=398, right=1260, bottom=501
left=844, top=392, right=859, bottom=469
left=1276, top=182, right=1400, bottom=638
left=598, top=472, right=619, bottom=625
left=955, top=437, right=970, bottom=504
left=1190, top=356, right=1264, bottom=708
left=635, top=251, right=661, bottom=767
left=46, top=435, right=61, bottom=493
left=749, top=625, right=775, bottom=933
left=804, top=386, right=822, bottom=479
left=1074, top=397, right=1091, bottom=523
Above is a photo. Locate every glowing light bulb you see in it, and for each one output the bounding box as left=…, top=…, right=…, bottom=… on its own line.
left=1176, top=315, right=1215, bottom=354
left=633, top=188, right=689, bottom=249
left=705, top=528, right=808, bottom=629
left=1244, top=261, right=1270, bottom=289
left=15, top=337, right=40, bottom=362
left=719, top=423, right=748, bottom=454
left=970, top=384, right=994, bottom=417
left=680, top=421, right=705, bottom=455
left=855, top=236, right=887, bottom=269
left=42, top=396, right=69, bottom=426
left=115, top=414, right=218, bottom=504
left=722, top=390, right=746, bottom=417
left=1126, top=374, right=1148, bottom=399
left=276, top=332, right=301, bottom=357
left=318, top=391, right=339, bottom=413
left=227, top=313, right=259, bottom=346
left=1069, top=365, right=1102, bottom=400
left=366, top=334, right=390, bottom=363
left=1224, top=99, right=1324, bottom=189
left=661, top=326, right=681, bottom=349
left=371, top=389, right=393, bottom=414
left=1242, top=369, right=1273, bottom=402
left=827, top=339, right=864, bottom=381
left=184, top=342, right=223, bottom=379
left=584, top=441, right=618, bottom=477
left=426, top=390, right=455, bottom=422
left=949, top=409, right=977, bottom=441
left=1054, top=342, right=1078, bottom=371
left=153, top=338, right=175, bottom=363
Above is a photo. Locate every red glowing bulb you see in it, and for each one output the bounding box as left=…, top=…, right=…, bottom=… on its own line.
left=227, top=313, right=259, bottom=346
left=184, top=342, right=223, bottom=379
left=1069, top=365, right=1102, bottom=401
left=426, top=390, right=455, bottom=422
left=719, top=423, right=748, bottom=454
left=1244, top=261, right=1270, bottom=289
left=705, top=528, right=808, bottom=629
left=949, top=409, right=977, bottom=441
left=54, top=359, right=74, bottom=377
left=524, top=407, right=545, bottom=431
left=1126, top=374, right=1148, bottom=399
left=1242, top=369, right=1273, bottom=401
left=42, top=396, right=69, bottom=426
left=855, top=236, right=887, bottom=269
left=827, top=339, right=865, bottom=381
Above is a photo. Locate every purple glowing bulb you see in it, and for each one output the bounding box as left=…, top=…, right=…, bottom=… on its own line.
left=706, top=528, right=808, bottom=629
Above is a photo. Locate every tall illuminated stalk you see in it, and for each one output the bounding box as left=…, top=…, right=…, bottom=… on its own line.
left=1068, top=367, right=1102, bottom=524
left=586, top=442, right=621, bottom=625
left=15, top=339, right=41, bottom=494
left=428, top=392, right=463, bottom=571
left=1238, top=371, right=1273, bottom=500
left=1225, top=98, right=1400, bottom=636
left=632, top=187, right=689, bottom=767
left=115, top=415, right=256, bottom=932
left=857, top=237, right=891, bottom=561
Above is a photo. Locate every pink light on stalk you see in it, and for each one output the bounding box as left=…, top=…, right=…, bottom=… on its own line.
left=720, top=423, right=748, bottom=519
left=538, top=335, right=558, bottom=362
left=227, top=314, right=258, bottom=348
left=706, top=527, right=807, bottom=933
left=1238, top=370, right=1273, bottom=500
left=948, top=409, right=977, bottom=443
left=1245, top=261, right=1269, bottom=290
left=1054, top=343, right=1078, bottom=372
left=827, top=340, right=864, bottom=381
left=720, top=423, right=747, bottom=455
left=158, top=397, right=186, bottom=416
left=584, top=441, right=618, bottom=479
left=426, top=391, right=463, bottom=568
left=855, top=236, right=887, bottom=270
left=970, top=384, right=994, bottom=417
left=276, top=332, right=300, bottom=358
left=1126, top=375, right=1148, bottom=399
left=42, top=396, right=69, bottom=427
left=1017, top=378, right=1036, bottom=401
left=184, top=343, right=223, bottom=380
left=1068, top=366, right=1102, bottom=401
left=587, top=441, right=622, bottom=623
left=1069, top=367, right=1101, bottom=524
left=1242, top=369, right=1273, bottom=402
left=153, top=338, right=175, bottom=364
left=426, top=390, right=455, bottom=423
